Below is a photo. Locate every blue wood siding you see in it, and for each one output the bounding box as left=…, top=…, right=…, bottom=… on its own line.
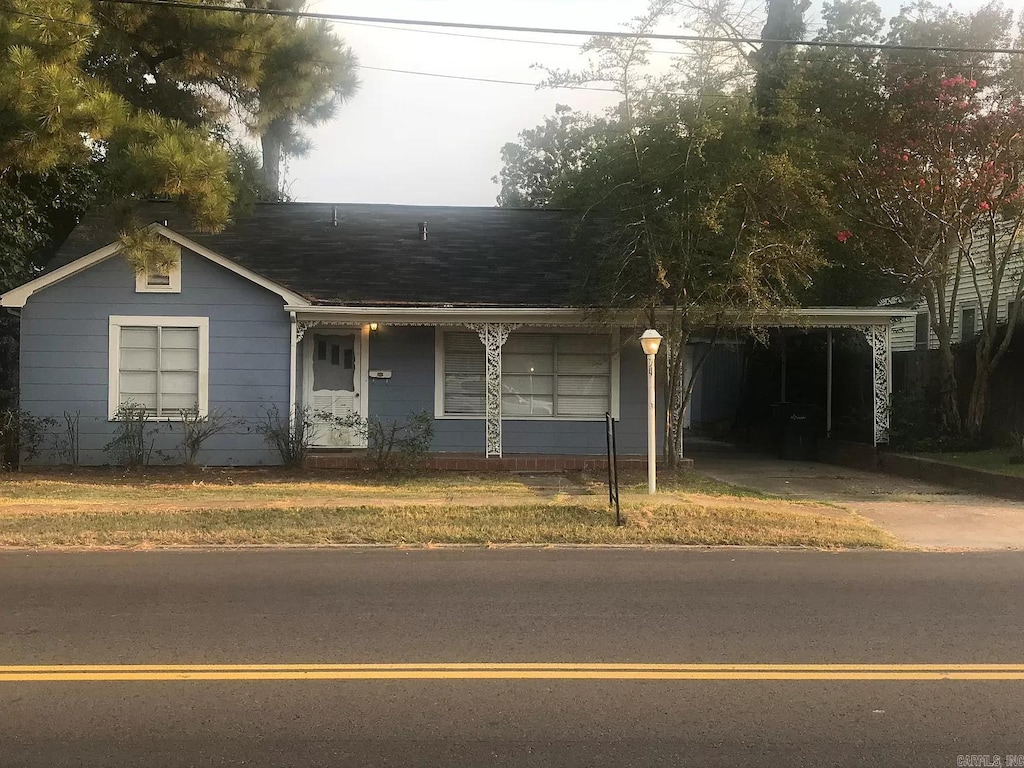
left=20, top=249, right=290, bottom=465
left=366, top=326, right=664, bottom=456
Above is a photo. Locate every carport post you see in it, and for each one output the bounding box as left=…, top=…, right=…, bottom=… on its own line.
left=779, top=331, right=787, bottom=402
left=826, top=330, right=833, bottom=438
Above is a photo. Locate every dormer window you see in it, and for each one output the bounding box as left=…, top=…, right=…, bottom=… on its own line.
left=135, top=249, right=182, bottom=293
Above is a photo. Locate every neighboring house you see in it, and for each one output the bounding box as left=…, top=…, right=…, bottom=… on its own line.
left=0, top=202, right=903, bottom=466
left=891, top=220, right=1024, bottom=353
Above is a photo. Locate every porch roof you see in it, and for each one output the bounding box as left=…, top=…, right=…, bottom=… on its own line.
left=288, top=304, right=910, bottom=328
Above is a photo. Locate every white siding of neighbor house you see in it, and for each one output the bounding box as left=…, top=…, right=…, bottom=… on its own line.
left=891, top=221, right=1024, bottom=353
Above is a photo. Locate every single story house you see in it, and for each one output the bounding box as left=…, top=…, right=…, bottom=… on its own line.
left=1, top=202, right=905, bottom=466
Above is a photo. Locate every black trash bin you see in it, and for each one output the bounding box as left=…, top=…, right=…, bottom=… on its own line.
left=771, top=402, right=821, bottom=461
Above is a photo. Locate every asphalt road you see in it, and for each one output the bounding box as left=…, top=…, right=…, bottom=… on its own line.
left=2, top=548, right=1024, bottom=766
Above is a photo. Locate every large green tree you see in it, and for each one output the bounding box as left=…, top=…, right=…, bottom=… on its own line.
left=0, top=0, right=237, bottom=258
left=502, top=1, right=825, bottom=466
left=87, top=0, right=359, bottom=198
left=1, top=0, right=360, bottom=285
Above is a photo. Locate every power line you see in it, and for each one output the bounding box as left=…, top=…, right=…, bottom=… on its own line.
left=339, top=19, right=712, bottom=58
left=5, top=6, right=1013, bottom=86
left=1, top=6, right=98, bottom=29
left=361, top=65, right=620, bottom=92
left=96, top=0, right=1024, bottom=56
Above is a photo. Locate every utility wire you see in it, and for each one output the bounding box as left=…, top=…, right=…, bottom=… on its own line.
left=5, top=6, right=1014, bottom=87
left=0, top=7, right=664, bottom=95
left=360, top=66, right=618, bottom=92
left=96, top=0, right=1024, bottom=56
left=338, top=19, right=711, bottom=58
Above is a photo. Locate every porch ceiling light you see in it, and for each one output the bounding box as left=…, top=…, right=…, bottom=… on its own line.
left=369, top=322, right=379, bottom=332
left=639, top=329, right=663, bottom=356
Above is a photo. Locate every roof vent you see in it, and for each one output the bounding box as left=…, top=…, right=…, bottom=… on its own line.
left=418, top=221, right=428, bottom=241
left=332, top=206, right=338, bottom=227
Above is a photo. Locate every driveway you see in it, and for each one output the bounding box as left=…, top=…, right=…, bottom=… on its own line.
left=693, top=451, right=1024, bottom=550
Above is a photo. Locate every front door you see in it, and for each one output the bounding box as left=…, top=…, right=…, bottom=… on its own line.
left=306, top=331, right=365, bottom=447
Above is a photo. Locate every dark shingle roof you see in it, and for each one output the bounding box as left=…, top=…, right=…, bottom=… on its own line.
left=52, top=202, right=585, bottom=307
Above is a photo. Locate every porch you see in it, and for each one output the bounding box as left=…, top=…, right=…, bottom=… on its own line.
left=287, top=306, right=909, bottom=462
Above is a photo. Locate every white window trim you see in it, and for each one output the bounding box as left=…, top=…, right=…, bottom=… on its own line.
left=135, top=249, right=182, bottom=294
left=433, top=327, right=620, bottom=422
left=108, top=315, right=210, bottom=421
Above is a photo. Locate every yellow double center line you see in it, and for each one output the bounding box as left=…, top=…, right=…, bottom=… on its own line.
left=2, top=664, right=1024, bottom=681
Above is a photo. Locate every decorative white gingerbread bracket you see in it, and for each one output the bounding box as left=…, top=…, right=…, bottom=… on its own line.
left=465, top=323, right=520, bottom=458
left=858, top=324, right=891, bottom=446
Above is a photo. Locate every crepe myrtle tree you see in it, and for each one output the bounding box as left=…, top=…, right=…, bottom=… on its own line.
left=840, top=73, right=1024, bottom=438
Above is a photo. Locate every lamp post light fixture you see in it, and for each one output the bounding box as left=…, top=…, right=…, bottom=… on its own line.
left=639, top=329, right=662, bottom=494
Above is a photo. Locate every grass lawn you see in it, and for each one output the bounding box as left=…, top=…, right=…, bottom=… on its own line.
left=916, top=447, right=1024, bottom=478
left=0, top=468, right=899, bottom=550
left=578, top=468, right=775, bottom=498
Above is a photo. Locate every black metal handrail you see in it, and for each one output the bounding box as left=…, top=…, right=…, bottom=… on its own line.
left=605, top=412, right=621, bottom=526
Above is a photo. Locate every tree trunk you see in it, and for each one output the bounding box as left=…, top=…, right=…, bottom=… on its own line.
left=664, top=328, right=687, bottom=469
left=260, top=126, right=283, bottom=198
left=935, top=337, right=961, bottom=435
left=964, top=361, right=990, bottom=441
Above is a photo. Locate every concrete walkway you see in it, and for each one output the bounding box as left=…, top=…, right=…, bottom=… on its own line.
left=693, top=451, right=1024, bottom=550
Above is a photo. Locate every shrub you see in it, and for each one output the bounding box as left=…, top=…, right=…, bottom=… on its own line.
left=888, top=390, right=976, bottom=453
left=324, top=411, right=434, bottom=472
left=1009, top=431, right=1024, bottom=465
left=54, top=410, right=81, bottom=466
left=103, top=402, right=160, bottom=467
left=254, top=405, right=317, bottom=468
left=0, top=409, right=57, bottom=469
left=178, top=408, right=240, bottom=466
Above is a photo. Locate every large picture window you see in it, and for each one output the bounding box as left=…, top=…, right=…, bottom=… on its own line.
left=108, top=316, right=209, bottom=419
left=439, top=331, right=615, bottom=419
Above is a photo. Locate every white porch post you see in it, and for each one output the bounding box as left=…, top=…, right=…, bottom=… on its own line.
left=467, top=323, right=518, bottom=458
left=288, top=312, right=298, bottom=429
left=861, top=324, right=891, bottom=446
left=291, top=320, right=315, bottom=424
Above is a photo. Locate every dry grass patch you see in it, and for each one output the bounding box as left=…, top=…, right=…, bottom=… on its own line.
left=0, top=469, right=542, bottom=508
left=0, top=467, right=901, bottom=549
left=0, top=500, right=900, bottom=549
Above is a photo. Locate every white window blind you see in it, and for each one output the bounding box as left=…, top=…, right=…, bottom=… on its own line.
left=118, top=325, right=200, bottom=416
left=552, top=334, right=612, bottom=416
left=443, top=332, right=486, bottom=415
left=441, top=331, right=612, bottom=418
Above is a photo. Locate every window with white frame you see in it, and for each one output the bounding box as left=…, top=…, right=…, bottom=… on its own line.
left=135, top=248, right=182, bottom=293
left=109, top=316, right=208, bottom=418
left=440, top=331, right=614, bottom=419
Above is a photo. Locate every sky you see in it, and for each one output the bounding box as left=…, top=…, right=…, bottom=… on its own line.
left=287, top=0, right=991, bottom=207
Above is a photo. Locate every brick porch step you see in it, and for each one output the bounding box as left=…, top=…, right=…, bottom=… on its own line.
left=305, top=452, right=694, bottom=472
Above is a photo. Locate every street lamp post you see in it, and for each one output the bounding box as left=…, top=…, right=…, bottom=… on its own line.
left=639, top=329, right=663, bottom=495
